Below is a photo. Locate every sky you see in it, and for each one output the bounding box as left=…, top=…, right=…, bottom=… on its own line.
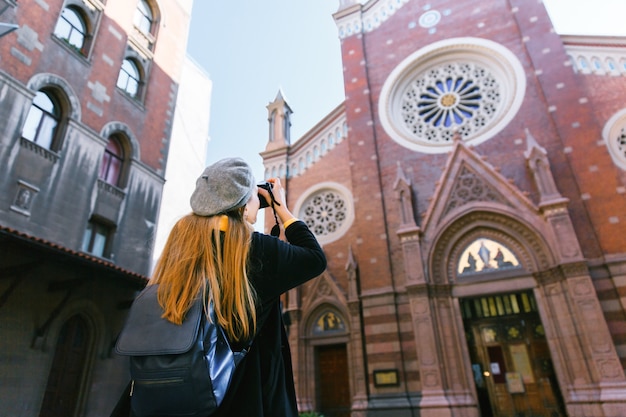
left=185, top=0, right=626, bottom=182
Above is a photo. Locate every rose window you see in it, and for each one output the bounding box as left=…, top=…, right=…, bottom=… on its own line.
left=618, top=127, right=626, bottom=158
left=603, top=112, right=626, bottom=171
left=301, top=191, right=347, bottom=237
left=401, top=62, right=501, bottom=143
left=380, top=39, right=526, bottom=153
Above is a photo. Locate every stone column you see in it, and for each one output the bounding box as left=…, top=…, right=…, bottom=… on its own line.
left=537, top=265, right=626, bottom=416
left=400, top=229, right=454, bottom=417
left=346, top=248, right=368, bottom=416
left=285, top=288, right=310, bottom=412
left=432, top=292, right=479, bottom=417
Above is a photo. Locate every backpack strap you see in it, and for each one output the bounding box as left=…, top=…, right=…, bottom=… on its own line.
left=200, top=300, right=255, bottom=406
left=202, top=302, right=253, bottom=363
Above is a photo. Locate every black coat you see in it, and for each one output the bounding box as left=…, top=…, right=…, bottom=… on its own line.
left=111, top=221, right=325, bottom=417
left=212, top=220, right=326, bottom=417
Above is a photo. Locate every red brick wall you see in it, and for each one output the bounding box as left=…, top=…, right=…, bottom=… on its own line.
left=290, top=0, right=626, bottom=392
left=1, top=0, right=188, bottom=172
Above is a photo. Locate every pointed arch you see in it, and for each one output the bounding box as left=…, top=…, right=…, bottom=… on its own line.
left=429, top=209, right=556, bottom=284
left=456, top=236, right=521, bottom=275
left=39, top=315, right=91, bottom=417
left=301, top=271, right=348, bottom=315
left=37, top=298, right=106, bottom=417
left=307, top=304, right=350, bottom=338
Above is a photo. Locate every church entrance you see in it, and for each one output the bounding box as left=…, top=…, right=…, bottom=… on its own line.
left=39, top=315, right=90, bottom=417
left=461, top=291, right=566, bottom=417
left=316, top=344, right=351, bottom=417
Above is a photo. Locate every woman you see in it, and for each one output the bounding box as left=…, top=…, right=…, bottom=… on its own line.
left=151, top=157, right=326, bottom=416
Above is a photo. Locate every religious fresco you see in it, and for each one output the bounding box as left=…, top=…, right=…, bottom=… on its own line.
left=458, top=238, right=521, bottom=275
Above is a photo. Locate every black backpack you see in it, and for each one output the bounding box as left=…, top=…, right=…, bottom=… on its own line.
left=115, top=285, right=250, bottom=417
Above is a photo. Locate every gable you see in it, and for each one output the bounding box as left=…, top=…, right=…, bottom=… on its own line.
left=421, top=139, right=537, bottom=232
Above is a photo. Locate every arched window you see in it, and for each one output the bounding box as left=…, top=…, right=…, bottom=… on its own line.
left=607, top=59, right=616, bottom=72
left=99, top=136, right=125, bottom=186
left=592, top=58, right=603, bottom=71
left=22, top=90, right=61, bottom=150
left=134, top=0, right=153, bottom=35
left=311, top=308, right=347, bottom=336
left=457, top=238, right=521, bottom=275
left=269, top=109, right=276, bottom=141
left=53, top=6, right=87, bottom=53
left=116, top=59, right=141, bottom=98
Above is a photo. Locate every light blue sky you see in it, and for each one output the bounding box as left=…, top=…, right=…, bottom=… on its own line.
left=186, top=0, right=626, bottom=182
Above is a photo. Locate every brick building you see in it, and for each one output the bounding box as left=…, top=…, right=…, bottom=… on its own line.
left=261, top=1, right=626, bottom=416
left=0, top=0, right=193, bottom=415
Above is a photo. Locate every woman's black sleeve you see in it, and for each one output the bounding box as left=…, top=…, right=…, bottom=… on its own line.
left=251, top=221, right=326, bottom=301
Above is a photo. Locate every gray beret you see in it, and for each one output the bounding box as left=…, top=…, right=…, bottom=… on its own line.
left=190, top=157, right=255, bottom=216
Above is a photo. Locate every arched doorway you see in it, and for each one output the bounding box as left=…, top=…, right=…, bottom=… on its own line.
left=309, top=307, right=351, bottom=417
left=39, top=315, right=91, bottom=417
left=455, top=237, right=565, bottom=416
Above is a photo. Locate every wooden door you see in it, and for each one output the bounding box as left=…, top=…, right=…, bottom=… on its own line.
left=317, top=344, right=351, bottom=417
left=39, top=315, right=89, bottom=417
left=462, top=292, right=566, bottom=417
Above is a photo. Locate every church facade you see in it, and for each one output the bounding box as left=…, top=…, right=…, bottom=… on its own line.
left=261, top=1, right=626, bottom=416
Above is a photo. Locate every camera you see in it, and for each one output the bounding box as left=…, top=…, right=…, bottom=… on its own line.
left=258, top=182, right=274, bottom=208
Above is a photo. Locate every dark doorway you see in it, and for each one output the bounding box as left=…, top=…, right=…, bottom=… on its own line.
left=39, top=315, right=90, bottom=417
left=316, top=344, right=351, bottom=417
left=461, top=291, right=566, bottom=417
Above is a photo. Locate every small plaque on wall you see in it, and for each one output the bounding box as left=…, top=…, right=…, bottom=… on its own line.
left=373, top=369, right=400, bottom=387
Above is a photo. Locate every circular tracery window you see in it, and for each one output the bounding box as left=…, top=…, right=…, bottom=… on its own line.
left=379, top=38, right=526, bottom=153
left=602, top=109, right=626, bottom=171
left=303, top=191, right=347, bottom=236
left=401, top=62, right=501, bottom=142
left=296, top=183, right=354, bottom=244
left=618, top=127, right=626, bottom=157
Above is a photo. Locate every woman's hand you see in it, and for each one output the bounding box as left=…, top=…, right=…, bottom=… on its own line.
left=265, top=178, right=286, bottom=206
left=263, top=178, right=295, bottom=225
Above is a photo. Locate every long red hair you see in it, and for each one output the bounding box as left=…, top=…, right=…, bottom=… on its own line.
left=150, top=209, right=257, bottom=342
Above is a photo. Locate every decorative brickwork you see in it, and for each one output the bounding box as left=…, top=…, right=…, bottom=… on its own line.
left=261, top=0, right=626, bottom=415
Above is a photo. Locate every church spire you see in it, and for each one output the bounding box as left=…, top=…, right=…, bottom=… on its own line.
left=265, top=88, right=293, bottom=152
left=523, top=128, right=563, bottom=205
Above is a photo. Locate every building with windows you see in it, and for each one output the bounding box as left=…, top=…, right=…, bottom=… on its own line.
left=261, top=1, right=626, bottom=416
left=0, top=0, right=194, bottom=415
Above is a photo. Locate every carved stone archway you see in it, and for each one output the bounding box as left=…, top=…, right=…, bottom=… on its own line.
left=396, top=137, right=626, bottom=416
